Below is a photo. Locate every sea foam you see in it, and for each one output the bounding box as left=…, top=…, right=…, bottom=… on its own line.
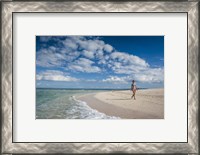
left=66, top=96, right=120, bottom=119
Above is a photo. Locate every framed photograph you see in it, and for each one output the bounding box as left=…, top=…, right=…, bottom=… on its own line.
left=1, top=1, right=199, bottom=154
left=35, top=35, right=164, bottom=120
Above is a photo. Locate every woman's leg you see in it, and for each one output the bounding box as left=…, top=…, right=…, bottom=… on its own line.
left=131, top=91, right=135, bottom=99
left=133, top=90, right=136, bottom=100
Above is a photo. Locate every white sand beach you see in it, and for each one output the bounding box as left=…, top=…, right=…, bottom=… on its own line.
left=77, top=89, right=164, bottom=119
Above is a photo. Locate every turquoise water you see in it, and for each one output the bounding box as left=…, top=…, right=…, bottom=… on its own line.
left=36, top=89, right=119, bottom=119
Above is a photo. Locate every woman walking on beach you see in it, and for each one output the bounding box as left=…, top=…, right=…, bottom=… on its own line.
left=131, top=80, right=137, bottom=100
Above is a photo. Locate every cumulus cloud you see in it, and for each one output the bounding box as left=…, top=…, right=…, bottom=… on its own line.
left=82, top=50, right=95, bottom=59
left=102, top=67, right=164, bottom=84
left=36, top=48, right=65, bottom=67
left=78, top=38, right=105, bottom=52
left=36, top=47, right=80, bottom=68
left=134, top=68, right=164, bottom=83
left=104, top=44, right=113, bottom=53
left=86, top=79, right=97, bottom=82
left=98, top=59, right=106, bottom=65
left=105, top=51, right=150, bottom=75
left=62, top=38, right=78, bottom=50
left=102, top=76, right=128, bottom=84
left=36, top=70, right=78, bottom=82
left=36, top=36, right=163, bottom=84
left=110, top=51, right=148, bottom=67
left=36, top=36, right=109, bottom=70
left=39, top=36, right=52, bottom=42
left=68, top=58, right=101, bottom=73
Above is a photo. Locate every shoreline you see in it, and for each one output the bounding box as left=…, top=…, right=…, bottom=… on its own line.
left=76, top=89, right=164, bottom=119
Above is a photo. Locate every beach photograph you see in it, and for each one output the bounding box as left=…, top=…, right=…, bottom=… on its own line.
left=36, top=36, right=164, bottom=119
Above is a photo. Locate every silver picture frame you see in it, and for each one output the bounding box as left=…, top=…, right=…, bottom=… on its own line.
left=1, top=1, right=199, bottom=154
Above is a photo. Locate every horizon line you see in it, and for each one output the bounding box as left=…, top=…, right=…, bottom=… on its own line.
left=36, top=87, right=163, bottom=90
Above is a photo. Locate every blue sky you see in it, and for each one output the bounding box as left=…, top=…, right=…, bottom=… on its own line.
left=36, top=36, right=164, bottom=89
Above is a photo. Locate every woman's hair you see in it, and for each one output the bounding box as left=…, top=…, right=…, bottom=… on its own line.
left=132, top=80, right=135, bottom=83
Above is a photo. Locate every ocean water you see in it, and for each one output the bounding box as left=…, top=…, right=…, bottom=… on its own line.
left=36, top=88, right=120, bottom=119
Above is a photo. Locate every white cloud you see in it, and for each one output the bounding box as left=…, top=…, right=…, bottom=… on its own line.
left=105, top=55, right=110, bottom=60
left=82, top=50, right=95, bottom=59
left=95, top=50, right=104, bottom=59
left=68, top=58, right=101, bottom=73
left=107, top=51, right=150, bottom=75
left=133, top=68, right=164, bottom=83
left=102, top=67, right=164, bottom=84
left=77, top=38, right=104, bottom=52
left=36, top=47, right=80, bottom=67
left=36, top=49, right=65, bottom=67
left=111, top=65, right=146, bottom=74
left=62, top=38, right=78, bottom=50
left=66, top=36, right=111, bottom=59
left=36, top=36, right=163, bottom=84
left=39, top=36, right=52, bottom=42
left=104, top=44, right=113, bottom=53
left=86, top=79, right=97, bottom=82
left=102, top=76, right=128, bottom=84
left=98, top=59, right=106, bottom=65
left=36, top=70, right=78, bottom=82
left=119, top=68, right=164, bottom=83
left=110, top=51, right=149, bottom=67
left=74, top=58, right=94, bottom=66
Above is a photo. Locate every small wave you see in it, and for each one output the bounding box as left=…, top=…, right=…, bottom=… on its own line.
left=66, top=96, right=120, bottom=119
